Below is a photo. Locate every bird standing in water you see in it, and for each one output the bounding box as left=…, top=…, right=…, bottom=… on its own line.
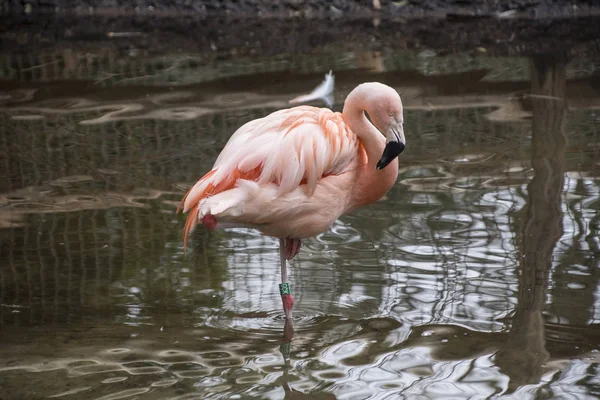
left=178, top=82, right=405, bottom=322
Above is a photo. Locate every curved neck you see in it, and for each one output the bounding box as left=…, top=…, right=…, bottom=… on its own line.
left=342, top=100, right=385, bottom=168
left=342, top=92, right=399, bottom=212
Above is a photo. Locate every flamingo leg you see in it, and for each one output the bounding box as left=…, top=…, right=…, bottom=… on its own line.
left=279, top=238, right=298, bottom=320
left=279, top=238, right=297, bottom=362
left=279, top=238, right=288, bottom=283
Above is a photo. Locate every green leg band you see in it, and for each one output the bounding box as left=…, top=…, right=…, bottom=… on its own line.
left=279, top=282, right=291, bottom=296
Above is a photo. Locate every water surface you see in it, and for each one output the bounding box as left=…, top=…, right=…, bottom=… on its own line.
left=1, top=49, right=600, bottom=399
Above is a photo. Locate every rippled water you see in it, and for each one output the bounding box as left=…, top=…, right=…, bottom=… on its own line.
left=1, top=48, right=600, bottom=399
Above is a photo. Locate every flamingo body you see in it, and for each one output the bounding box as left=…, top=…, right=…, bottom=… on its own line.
left=179, top=106, right=362, bottom=245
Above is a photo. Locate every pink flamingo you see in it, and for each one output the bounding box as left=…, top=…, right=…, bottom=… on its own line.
left=177, top=82, right=405, bottom=322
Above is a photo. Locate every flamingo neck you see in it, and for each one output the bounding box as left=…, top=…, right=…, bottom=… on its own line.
left=342, top=90, right=399, bottom=212
left=342, top=102, right=385, bottom=168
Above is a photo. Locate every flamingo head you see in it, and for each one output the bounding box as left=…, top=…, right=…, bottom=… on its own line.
left=370, top=89, right=406, bottom=170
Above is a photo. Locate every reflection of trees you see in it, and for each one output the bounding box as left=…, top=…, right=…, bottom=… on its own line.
left=547, top=195, right=600, bottom=330
left=546, top=117, right=600, bottom=329
left=495, top=53, right=568, bottom=390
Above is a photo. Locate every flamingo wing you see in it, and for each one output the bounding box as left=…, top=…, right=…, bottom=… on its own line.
left=178, top=106, right=361, bottom=247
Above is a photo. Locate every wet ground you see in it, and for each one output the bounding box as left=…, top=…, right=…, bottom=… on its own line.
left=1, top=30, right=600, bottom=399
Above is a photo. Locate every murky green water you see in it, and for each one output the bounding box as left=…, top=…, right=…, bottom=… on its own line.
left=1, top=49, right=600, bottom=399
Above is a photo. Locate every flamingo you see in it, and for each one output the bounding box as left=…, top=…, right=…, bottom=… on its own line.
left=177, top=81, right=405, bottom=323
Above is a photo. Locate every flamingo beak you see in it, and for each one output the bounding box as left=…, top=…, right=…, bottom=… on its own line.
left=376, top=122, right=405, bottom=170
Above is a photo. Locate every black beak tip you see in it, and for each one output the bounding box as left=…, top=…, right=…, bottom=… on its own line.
left=377, top=141, right=405, bottom=170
